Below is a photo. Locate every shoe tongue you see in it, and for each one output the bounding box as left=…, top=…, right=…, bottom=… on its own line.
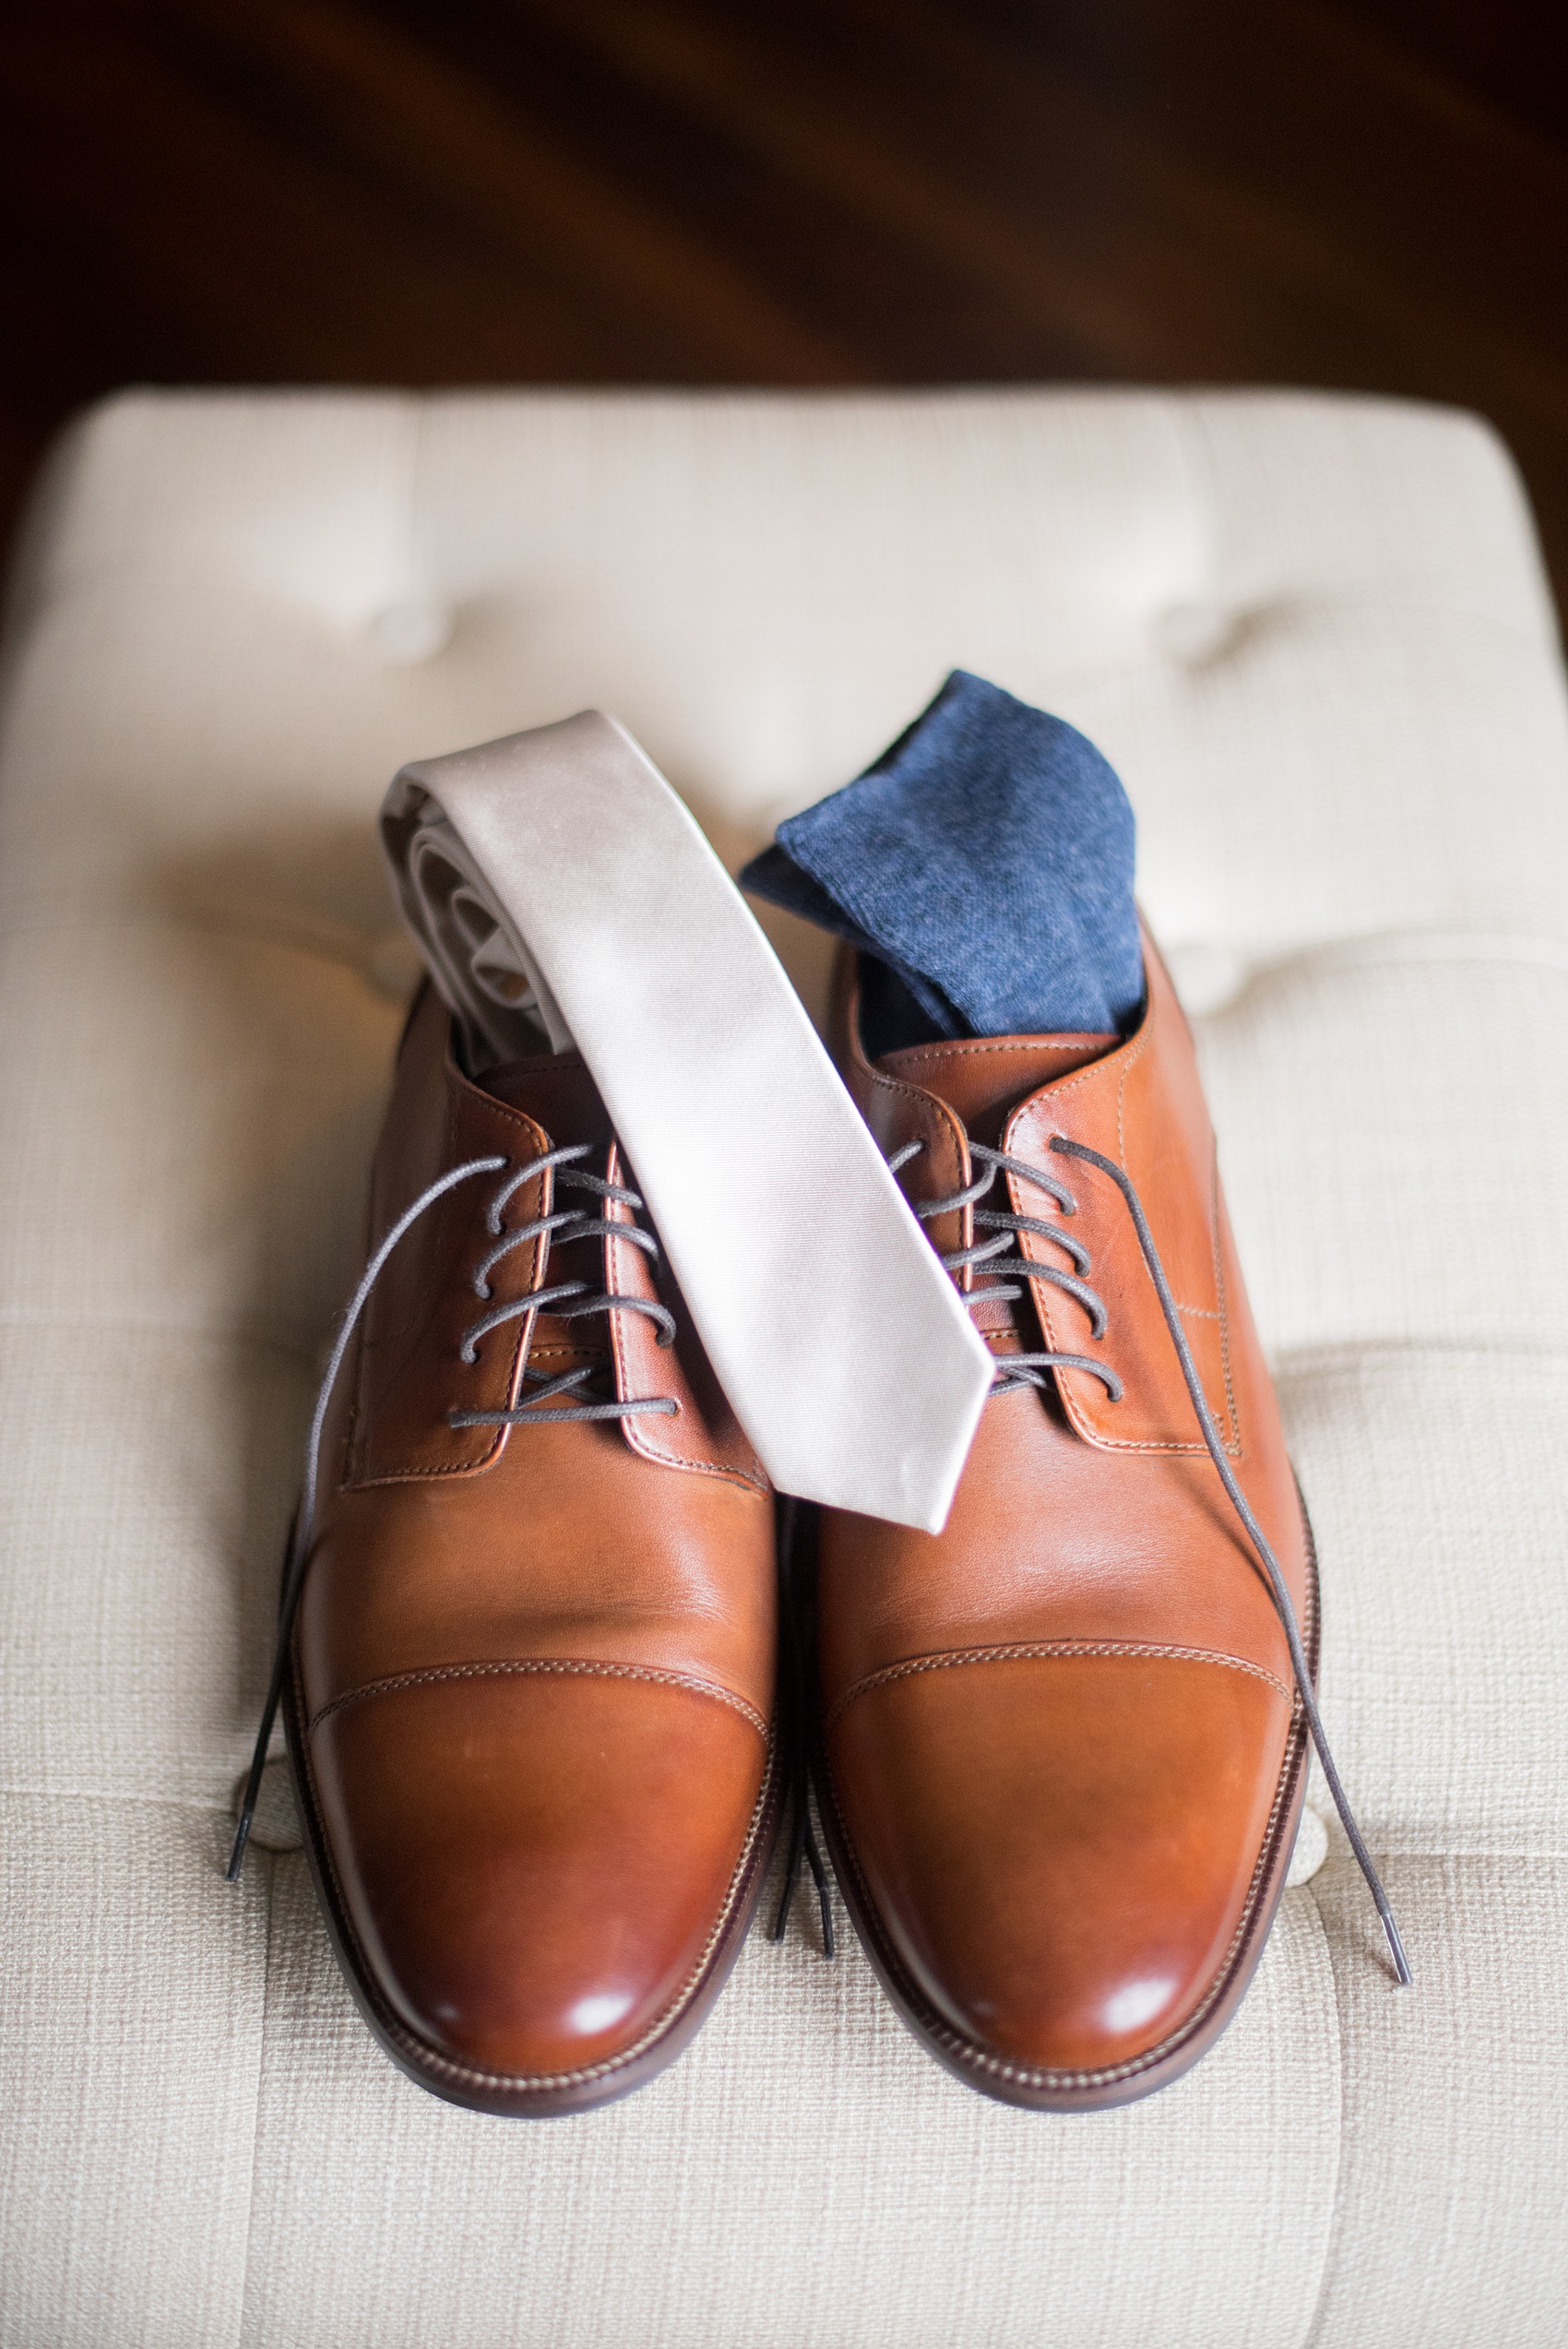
left=476, top=1049, right=613, bottom=1151
left=878, top=1031, right=1115, bottom=1145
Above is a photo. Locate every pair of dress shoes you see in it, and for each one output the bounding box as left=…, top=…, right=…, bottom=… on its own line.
left=274, top=928, right=1322, bottom=2116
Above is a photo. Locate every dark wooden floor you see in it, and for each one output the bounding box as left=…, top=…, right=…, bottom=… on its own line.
left=5, top=1, right=1566, bottom=614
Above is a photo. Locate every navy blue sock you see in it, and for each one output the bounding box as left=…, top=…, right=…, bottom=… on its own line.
left=741, top=671, right=1143, bottom=1057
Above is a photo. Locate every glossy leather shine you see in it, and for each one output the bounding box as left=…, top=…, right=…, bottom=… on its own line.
left=290, top=984, right=779, bottom=2113
left=816, top=936, right=1313, bottom=2107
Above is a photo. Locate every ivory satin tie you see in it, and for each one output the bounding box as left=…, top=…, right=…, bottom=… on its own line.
left=381, top=710, right=992, bottom=1533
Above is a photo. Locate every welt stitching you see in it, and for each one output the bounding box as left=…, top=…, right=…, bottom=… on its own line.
left=1115, top=1019, right=1154, bottom=1160
left=1064, top=1431, right=1208, bottom=1453
left=443, top=1082, right=549, bottom=1435
left=1080, top=1139, right=1240, bottom=1459
left=869, top=1066, right=965, bottom=1144
left=1001, top=1019, right=1143, bottom=1438
left=379, top=1734, right=778, bottom=2094
left=606, top=1156, right=633, bottom=1394
left=826, top=1639, right=1292, bottom=1731
left=931, top=1706, right=1299, bottom=2088
left=295, top=1654, right=779, bottom=2097
left=866, top=1066, right=941, bottom=1112
left=1035, top=1016, right=1146, bottom=1103
left=626, top=1430, right=771, bottom=1495
left=823, top=1525, right=1320, bottom=2096
left=821, top=1640, right=1308, bottom=2093
left=893, top=1041, right=1102, bottom=1066
left=1036, top=996, right=1238, bottom=1456
left=603, top=1172, right=696, bottom=1473
left=630, top=1439, right=768, bottom=1491
left=853, top=1016, right=975, bottom=1234
left=1211, top=1150, right=1242, bottom=1453
left=350, top=1117, right=549, bottom=1487
left=1023, top=1148, right=1206, bottom=1454
left=602, top=1179, right=769, bottom=1496
left=311, top=1657, right=769, bottom=1741
left=606, top=1187, right=654, bottom=1457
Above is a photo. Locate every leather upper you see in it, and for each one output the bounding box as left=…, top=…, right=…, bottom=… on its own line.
left=294, top=984, right=777, bottom=2095
left=818, top=936, right=1309, bottom=2087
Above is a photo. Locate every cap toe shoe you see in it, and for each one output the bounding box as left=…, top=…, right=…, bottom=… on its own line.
left=288, top=986, right=779, bottom=2113
left=816, top=936, right=1314, bottom=2107
left=310, top=1666, right=767, bottom=2087
left=827, top=1647, right=1293, bottom=2081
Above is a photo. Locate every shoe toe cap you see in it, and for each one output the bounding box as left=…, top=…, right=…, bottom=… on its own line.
left=827, top=1650, right=1293, bottom=2078
left=308, top=1666, right=769, bottom=2091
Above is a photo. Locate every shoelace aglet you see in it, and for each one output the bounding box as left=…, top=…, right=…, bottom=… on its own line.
left=805, top=1817, right=836, bottom=1960
left=768, top=1824, right=803, bottom=1944
left=225, top=1646, right=291, bottom=1884
left=225, top=1716, right=274, bottom=1881
left=770, top=1789, right=835, bottom=1959
left=1378, top=1897, right=1413, bottom=1986
left=224, top=1807, right=254, bottom=1884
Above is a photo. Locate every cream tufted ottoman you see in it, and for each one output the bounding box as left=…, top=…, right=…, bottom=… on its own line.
left=3, top=388, right=1566, bottom=2348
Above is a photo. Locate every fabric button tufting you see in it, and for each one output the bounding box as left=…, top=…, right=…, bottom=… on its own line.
left=1160, top=940, right=1250, bottom=1018
left=366, top=599, right=455, bottom=664
left=365, top=926, right=425, bottom=1002
left=1151, top=601, right=1239, bottom=667
left=232, top=1757, right=303, bottom=1852
left=1285, top=1806, right=1328, bottom=1888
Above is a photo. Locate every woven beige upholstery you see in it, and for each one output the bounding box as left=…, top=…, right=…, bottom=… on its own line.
left=2, top=387, right=1564, bottom=2347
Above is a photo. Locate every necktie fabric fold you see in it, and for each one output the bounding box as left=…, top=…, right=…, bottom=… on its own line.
left=381, top=711, right=994, bottom=1534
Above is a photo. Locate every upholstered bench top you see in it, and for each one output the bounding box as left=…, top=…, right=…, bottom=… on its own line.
left=3, top=387, right=1566, bottom=2347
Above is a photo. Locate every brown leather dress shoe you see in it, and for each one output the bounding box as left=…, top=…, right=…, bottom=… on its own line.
left=258, top=984, right=780, bottom=2114
left=814, top=933, right=1399, bottom=2110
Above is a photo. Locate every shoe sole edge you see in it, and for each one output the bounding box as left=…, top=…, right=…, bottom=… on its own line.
left=814, top=1483, right=1322, bottom=2113
left=284, top=1607, right=783, bottom=2117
